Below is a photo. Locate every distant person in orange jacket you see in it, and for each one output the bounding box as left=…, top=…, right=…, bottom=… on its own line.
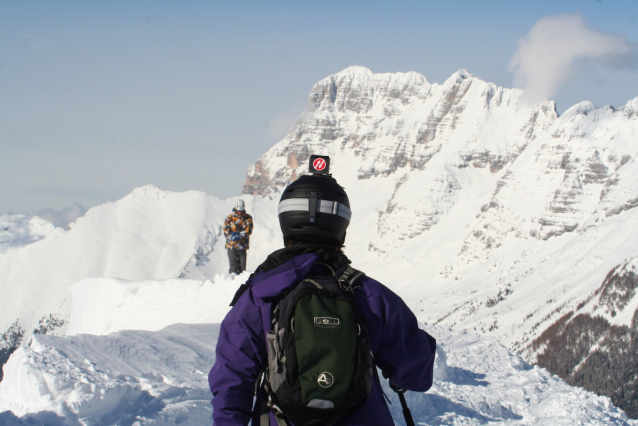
left=223, top=200, right=254, bottom=274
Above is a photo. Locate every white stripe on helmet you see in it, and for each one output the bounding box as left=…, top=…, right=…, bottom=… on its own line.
left=278, top=198, right=351, bottom=222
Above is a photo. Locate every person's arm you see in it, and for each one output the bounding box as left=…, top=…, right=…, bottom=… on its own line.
left=366, top=281, right=436, bottom=392
left=209, top=295, right=265, bottom=425
left=223, top=216, right=232, bottom=238
left=242, top=215, right=254, bottom=236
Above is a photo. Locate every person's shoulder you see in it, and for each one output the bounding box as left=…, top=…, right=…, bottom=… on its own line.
left=229, top=278, right=261, bottom=310
left=358, top=275, right=398, bottom=297
left=225, top=285, right=263, bottom=328
left=358, top=274, right=383, bottom=288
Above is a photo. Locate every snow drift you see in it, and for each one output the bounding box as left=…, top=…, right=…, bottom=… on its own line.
left=2, top=317, right=634, bottom=425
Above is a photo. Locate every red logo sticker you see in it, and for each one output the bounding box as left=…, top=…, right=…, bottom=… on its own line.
left=313, top=158, right=327, bottom=171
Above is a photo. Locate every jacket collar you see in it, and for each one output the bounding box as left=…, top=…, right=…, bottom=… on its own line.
left=250, top=245, right=351, bottom=300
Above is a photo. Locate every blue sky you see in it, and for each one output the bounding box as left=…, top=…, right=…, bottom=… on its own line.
left=1, top=0, right=637, bottom=215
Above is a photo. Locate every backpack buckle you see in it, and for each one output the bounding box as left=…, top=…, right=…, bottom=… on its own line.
left=338, top=266, right=365, bottom=291
left=267, top=397, right=285, bottom=417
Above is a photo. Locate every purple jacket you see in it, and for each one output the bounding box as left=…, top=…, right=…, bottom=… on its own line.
left=209, top=246, right=436, bottom=425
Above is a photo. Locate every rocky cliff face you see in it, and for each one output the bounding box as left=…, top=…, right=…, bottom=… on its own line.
left=243, top=67, right=552, bottom=196
left=242, top=66, right=638, bottom=417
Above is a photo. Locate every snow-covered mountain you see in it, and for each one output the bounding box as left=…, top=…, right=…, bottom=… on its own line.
left=1, top=66, right=638, bottom=421
left=243, top=66, right=638, bottom=417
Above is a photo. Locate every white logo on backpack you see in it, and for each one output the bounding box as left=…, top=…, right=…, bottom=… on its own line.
left=314, top=317, right=340, bottom=328
left=317, top=372, right=334, bottom=388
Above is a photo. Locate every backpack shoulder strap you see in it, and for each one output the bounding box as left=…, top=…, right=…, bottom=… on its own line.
left=229, top=282, right=250, bottom=306
left=337, top=266, right=366, bottom=290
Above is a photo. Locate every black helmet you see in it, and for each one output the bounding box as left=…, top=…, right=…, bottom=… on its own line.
left=278, top=172, right=351, bottom=243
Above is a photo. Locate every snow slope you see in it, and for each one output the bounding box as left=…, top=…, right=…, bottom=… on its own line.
left=2, top=278, right=636, bottom=425
left=0, top=323, right=219, bottom=426
left=64, top=276, right=242, bottom=336
left=1, top=320, right=634, bottom=425
left=0, top=186, right=280, bottom=339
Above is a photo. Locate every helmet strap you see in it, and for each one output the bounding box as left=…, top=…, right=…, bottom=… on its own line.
left=306, top=191, right=321, bottom=223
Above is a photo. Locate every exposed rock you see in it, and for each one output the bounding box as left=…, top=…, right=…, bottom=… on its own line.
left=243, top=67, right=539, bottom=198
left=532, top=260, right=638, bottom=418
left=32, top=314, right=67, bottom=335
left=595, top=261, right=638, bottom=317
left=0, top=321, right=24, bottom=383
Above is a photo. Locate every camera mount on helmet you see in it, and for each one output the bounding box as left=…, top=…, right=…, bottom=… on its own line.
left=309, top=155, right=331, bottom=176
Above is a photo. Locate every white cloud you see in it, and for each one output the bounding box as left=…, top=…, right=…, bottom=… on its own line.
left=37, top=203, right=87, bottom=229
left=509, top=13, right=637, bottom=104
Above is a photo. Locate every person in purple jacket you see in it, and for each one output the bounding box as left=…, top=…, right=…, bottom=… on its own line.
left=209, top=157, right=436, bottom=425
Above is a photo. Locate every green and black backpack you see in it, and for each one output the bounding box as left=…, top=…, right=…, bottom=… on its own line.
left=261, top=266, right=374, bottom=426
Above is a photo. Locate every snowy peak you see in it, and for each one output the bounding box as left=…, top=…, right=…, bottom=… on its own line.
left=623, top=96, right=638, bottom=117
left=242, top=67, right=562, bottom=259
left=329, top=65, right=429, bottom=87
left=442, top=68, right=473, bottom=85
left=562, top=100, right=597, bottom=117
left=309, top=65, right=431, bottom=116
left=125, top=184, right=174, bottom=200
left=243, top=67, right=548, bottom=197
left=0, top=214, right=60, bottom=254
left=332, top=65, right=374, bottom=81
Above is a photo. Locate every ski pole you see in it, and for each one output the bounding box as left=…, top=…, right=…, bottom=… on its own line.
left=391, top=385, right=415, bottom=426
